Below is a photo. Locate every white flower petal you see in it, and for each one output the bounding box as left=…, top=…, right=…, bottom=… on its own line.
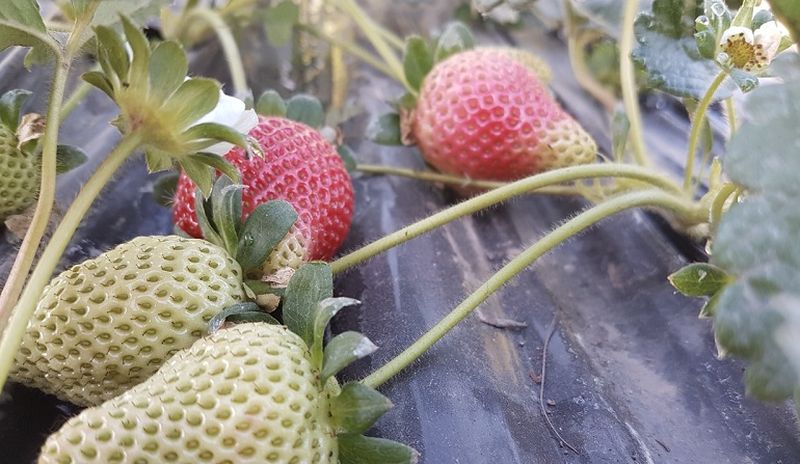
left=720, top=26, right=754, bottom=46
left=190, top=82, right=259, bottom=156
left=754, top=21, right=783, bottom=63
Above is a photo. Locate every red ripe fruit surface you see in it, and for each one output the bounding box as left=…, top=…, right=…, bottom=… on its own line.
left=173, top=116, right=354, bottom=265
left=412, top=49, right=596, bottom=181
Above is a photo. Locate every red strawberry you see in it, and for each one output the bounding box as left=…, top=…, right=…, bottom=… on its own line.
left=173, top=116, right=354, bottom=273
left=412, top=48, right=596, bottom=181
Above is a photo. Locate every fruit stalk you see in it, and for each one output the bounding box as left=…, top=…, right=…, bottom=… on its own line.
left=0, top=58, right=70, bottom=319
left=356, top=163, right=581, bottom=195
left=620, top=0, right=650, bottom=167
left=330, top=163, right=686, bottom=274
left=361, top=189, right=704, bottom=388
left=59, top=74, right=95, bottom=123
left=0, top=132, right=142, bottom=390
left=684, top=70, right=728, bottom=191
left=724, top=97, right=737, bottom=137
left=299, top=24, right=399, bottom=81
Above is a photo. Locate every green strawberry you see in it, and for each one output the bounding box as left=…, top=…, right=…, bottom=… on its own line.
left=12, top=179, right=300, bottom=406
left=38, top=265, right=418, bottom=464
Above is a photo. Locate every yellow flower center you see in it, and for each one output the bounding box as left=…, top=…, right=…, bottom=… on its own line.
left=722, top=31, right=769, bottom=72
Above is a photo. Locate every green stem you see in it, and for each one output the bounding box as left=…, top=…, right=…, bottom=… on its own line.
left=331, top=163, right=686, bottom=274
left=0, top=133, right=143, bottom=390
left=356, top=163, right=580, bottom=195
left=0, top=58, right=70, bottom=324
left=724, top=97, right=737, bottom=138
left=684, top=70, right=727, bottom=192
left=189, top=7, right=249, bottom=99
left=333, top=0, right=411, bottom=92
left=59, top=77, right=94, bottom=123
left=362, top=189, right=702, bottom=388
left=300, top=25, right=399, bottom=82
left=619, top=0, right=649, bottom=166
left=709, top=182, right=738, bottom=233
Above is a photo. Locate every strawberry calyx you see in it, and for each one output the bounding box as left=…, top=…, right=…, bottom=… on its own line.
left=192, top=175, right=298, bottom=287
left=214, top=262, right=419, bottom=463
left=83, top=16, right=258, bottom=196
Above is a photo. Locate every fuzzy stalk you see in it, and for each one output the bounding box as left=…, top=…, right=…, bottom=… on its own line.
left=684, top=70, right=728, bottom=191
left=620, top=0, right=649, bottom=166
left=331, top=163, right=687, bottom=274
left=188, top=7, right=249, bottom=99
left=0, top=133, right=143, bottom=391
left=361, top=189, right=703, bottom=388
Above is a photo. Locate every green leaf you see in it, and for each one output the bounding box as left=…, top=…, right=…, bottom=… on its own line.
left=366, top=113, right=402, bottom=145
left=668, top=263, right=730, bottom=297
left=433, top=21, right=474, bottom=63
left=0, top=0, right=46, bottom=31
left=321, top=331, right=377, bottom=383
left=0, top=19, right=58, bottom=68
left=182, top=158, right=214, bottom=198
left=285, top=94, right=325, bottom=128
left=708, top=71, right=800, bottom=401
left=55, top=145, right=88, bottom=174
left=207, top=302, right=279, bottom=333
left=611, top=107, right=630, bottom=162
left=338, top=433, right=419, bottom=464
left=151, top=171, right=179, bottom=208
left=263, top=0, right=300, bottom=47
left=163, top=78, right=220, bottom=129
left=149, top=41, right=187, bottom=101
left=0, top=89, right=31, bottom=129
left=769, top=0, right=800, bottom=43
left=633, top=0, right=737, bottom=99
left=282, top=263, right=333, bottom=346
left=570, top=0, right=649, bottom=39
left=235, top=200, right=298, bottom=272
left=256, top=89, right=287, bottom=117
left=337, top=145, right=357, bottom=172
left=751, top=9, right=774, bottom=31
left=210, top=176, right=243, bottom=256
left=82, top=71, right=114, bottom=99
left=331, top=383, right=393, bottom=434
left=403, top=36, right=433, bottom=91
left=311, top=297, right=360, bottom=366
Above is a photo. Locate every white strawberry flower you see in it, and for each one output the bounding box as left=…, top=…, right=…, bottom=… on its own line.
left=719, top=21, right=785, bottom=73
left=193, top=88, right=258, bottom=155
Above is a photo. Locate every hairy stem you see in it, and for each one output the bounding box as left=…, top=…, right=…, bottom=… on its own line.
left=189, top=7, right=249, bottom=99
left=331, top=164, right=686, bottom=274
left=684, top=70, right=727, bottom=191
left=300, top=24, right=399, bottom=81
left=0, top=58, right=70, bottom=322
left=0, top=133, right=142, bottom=390
left=724, top=97, right=737, bottom=138
left=619, top=0, right=649, bottom=166
left=356, top=163, right=580, bottom=195
left=362, top=189, right=702, bottom=388
left=59, top=77, right=93, bottom=123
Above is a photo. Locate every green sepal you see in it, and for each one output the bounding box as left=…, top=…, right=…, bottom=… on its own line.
left=731, top=0, right=756, bottom=28
left=337, top=145, right=357, bottom=172
left=186, top=152, right=240, bottom=183
left=144, top=149, right=174, bottom=173
left=262, top=0, right=300, bottom=47
left=285, top=94, right=325, bottom=128
left=235, top=200, right=298, bottom=273
left=120, top=14, right=151, bottom=90
left=244, top=279, right=286, bottom=298
left=208, top=302, right=280, bottom=333
left=433, top=21, right=474, bottom=63
left=0, top=88, right=31, bottom=129
left=162, top=78, right=220, bottom=129
left=151, top=171, right=179, bottom=208
left=311, top=297, right=361, bottom=367
left=668, top=263, right=731, bottom=297
left=193, top=184, right=223, bottom=246
left=321, top=331, right=377, bottom=383
left=149, top=40, right=188, bottom=102
left=694, top=30, right=717, bottom=61
left=181, top=158, right=214, bottom=197
left=331, top=383, right=393, bottom=434
left=93, top=25, right=130, bottom=83
left=181, top=122, right=249, bottom=158
left=256, top=89, right=287, bottom=117
left=367, top=113, right=402, bottom=145
left=55, top=145, right=88, bottom=174
left=338, top=433, right=420, bottom=464
left=396, top=92, right=417, bottom=111
left=81, top=71, right=114, bottom=99
left=403, top=35, right=433, bottom=91
left=282, top=263, right=333, bottom=347
left=729, top=68, right=759, bottom=93
left=210, top=176, right=244, bottom=256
